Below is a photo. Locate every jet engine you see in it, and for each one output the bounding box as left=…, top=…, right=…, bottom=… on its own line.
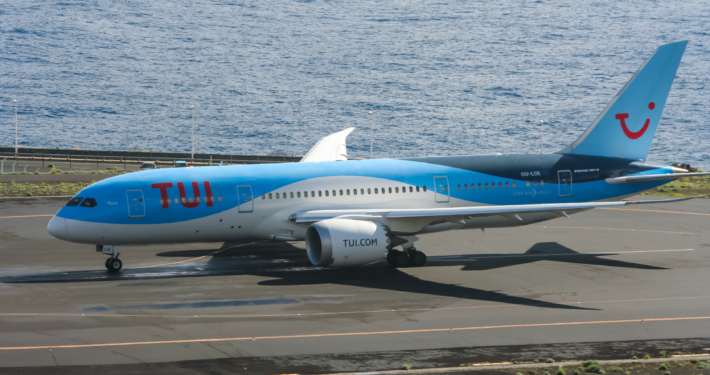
left=306, top=219, right=390, bottom=267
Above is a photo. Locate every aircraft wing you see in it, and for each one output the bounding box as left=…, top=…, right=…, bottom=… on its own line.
left=605, top=172, right=710, bottom=184
left=300, top=127, right=355, bottom=163
left=290, top=196, right=699, bottom=232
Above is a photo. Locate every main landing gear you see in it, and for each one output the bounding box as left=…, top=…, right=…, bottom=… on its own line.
left=386, top=247, right=427, bottom=268
left=105, top=254, right=122, bottom=272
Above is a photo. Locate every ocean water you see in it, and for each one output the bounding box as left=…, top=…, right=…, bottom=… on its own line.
left=1, top=0, right=709, bottom=168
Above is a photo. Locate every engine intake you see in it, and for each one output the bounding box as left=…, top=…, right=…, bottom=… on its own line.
left=306, top=219, right=389, bottom=267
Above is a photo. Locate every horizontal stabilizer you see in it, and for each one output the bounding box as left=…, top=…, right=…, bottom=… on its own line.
left=605, top=172, right=710, bottom=184
left=300, top=128, right=355, bottom=163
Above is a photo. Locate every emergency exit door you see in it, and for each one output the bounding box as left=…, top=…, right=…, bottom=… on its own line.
left=558, top=170, right=572, bottom=197
left=434, top=176, right=450, bottom=203
left=237, top=185, right=254, bottom=212
left=126, top=190, right=145, bottom=218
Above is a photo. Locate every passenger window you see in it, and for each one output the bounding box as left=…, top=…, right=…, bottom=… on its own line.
left=218, top=196, right=222, bottom=202
left=312, top=191, right=315, bottom=197
left=347, top=189, right=350, bottom=195
left=416, top=186, right=420, bottom=192
left=395, top=187, right=399, bottom=193
left=189, top=197, right=194, bottom=203
left=325, top=190, right=329, bottom=196
left=66, top=197, right=83, bottom=206
left=505, top=182, right=509, bottom=188
left=401, top=187, right=405, bottom=193
left=332, top=190, right=336, bottom=196
left=485, top=183, right=489, bottom=189
left=276, top=193, right=280, bottom=199
left=513, top=182, right=516, bottom=188
left=478, top=183, right=482, bottom=189
left=464, top=184, right=468, bottom=190
left=526, top=181, right=530, bottom=187
left=389, top=187, right=392, bottom=193
left=541, top=181, right=545, bottom=186
left=269, top=193, right=272, bottom=199
left=290, top=192, right=294, bottom=198
left=457, top=184, right=461, bottom=190
left=319, top=191, right=322, bottom=197
left=368, top=188, right=371, bottom=194
left=80, top=198, right=97, bottom=207
left=534, top=181, right=538, bottom=187
left=499, top=182, right=502, bottom=189
left=374, top=188, right=378, bottom=194
left=409, top=186, right=413, bottom=192
left=261, top=194, right=265, bottom=200
left=423, top=186, right=427, bottom=192
left=297, top=192, right=301, bottom=198
left=361, top=189, right=364, bottom=195
left=353, top=189, right=357, bottom=195
left=340, top=190, right=343, bottom=196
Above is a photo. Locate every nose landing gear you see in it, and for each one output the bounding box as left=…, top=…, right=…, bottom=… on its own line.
left=105, top=253, right=123, bottom=272
left=386, top=247, right=427, bottom=268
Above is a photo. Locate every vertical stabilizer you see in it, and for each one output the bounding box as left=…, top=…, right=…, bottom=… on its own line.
left=558, top=41, right=687, bottom=160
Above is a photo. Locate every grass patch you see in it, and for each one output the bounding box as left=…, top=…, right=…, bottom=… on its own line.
left=0, top=181, right=95, bottom=197
left=401, top=364, right=411, bottom=370
left=645, top=174, right=710, bottom=198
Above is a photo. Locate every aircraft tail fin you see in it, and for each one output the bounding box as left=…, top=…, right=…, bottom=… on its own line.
left=558, top=41, right=687, bottom=160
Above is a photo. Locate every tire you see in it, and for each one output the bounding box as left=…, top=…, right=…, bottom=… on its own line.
left=105, top=257, right=112, bottom=270
left=386, top=251, right=399, bottom=267
left=411, top=251, right=427, bottom=267
left=393, top=251, right=410, bottom=268
left=107, top=258, right=123, bottom=272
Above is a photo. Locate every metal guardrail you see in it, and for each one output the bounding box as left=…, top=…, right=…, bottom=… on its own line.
left=0, top=147, right=302, bottom=169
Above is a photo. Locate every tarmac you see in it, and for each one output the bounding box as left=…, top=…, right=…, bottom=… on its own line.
left=0, top=196, right=709, bottom=373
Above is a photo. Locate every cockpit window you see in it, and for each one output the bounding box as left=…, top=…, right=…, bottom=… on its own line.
left=66, top=197, right=83, bottom=206
left=80, top=198, right=98, bottom=207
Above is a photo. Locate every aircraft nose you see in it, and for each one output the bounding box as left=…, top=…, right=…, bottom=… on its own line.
left=47, top=216, right=67, bottom=240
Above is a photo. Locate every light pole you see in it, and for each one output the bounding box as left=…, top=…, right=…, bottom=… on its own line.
left=540, top=120, right=545, bottom=154
left=369, top=111, right=373, bottom=159
left=191, top=105, right=195, bottom=161
left=14, top=100, right=18, bottom=156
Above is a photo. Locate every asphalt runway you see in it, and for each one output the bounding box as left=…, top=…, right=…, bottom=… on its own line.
left=0, top=196, right=709, bottom=372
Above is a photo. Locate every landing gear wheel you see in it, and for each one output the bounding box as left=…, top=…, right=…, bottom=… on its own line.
left=106, top=257, right=122, bottom=272
left=105, top=257, right=112, bottom=269
left=386, top=251, right=399, bottom=267
left=388, top=250, right=410, bottom=268
left=410, top=251, right=427, bottom=267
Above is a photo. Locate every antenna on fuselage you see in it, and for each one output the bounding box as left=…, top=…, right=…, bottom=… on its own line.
left=369, top=111, right=374, bottom=159
left=540, top=120, right=545, bottom=154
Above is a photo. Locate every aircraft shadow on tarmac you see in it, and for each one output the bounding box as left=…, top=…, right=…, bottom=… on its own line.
left=0, top=241, right=666, bottom=311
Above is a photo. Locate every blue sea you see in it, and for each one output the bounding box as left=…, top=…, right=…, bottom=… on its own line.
left=1, top=1, right=709, bottom=168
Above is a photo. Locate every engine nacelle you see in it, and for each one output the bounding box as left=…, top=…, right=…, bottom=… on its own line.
left=306, top=219, right=389, bottom=267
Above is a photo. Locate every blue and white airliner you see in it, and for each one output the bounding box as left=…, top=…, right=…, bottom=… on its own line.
left=48, top=41, right=709, bottom=272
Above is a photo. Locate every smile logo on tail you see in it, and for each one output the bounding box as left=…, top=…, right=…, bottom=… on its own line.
left=616, top=102, right=655, bottom=139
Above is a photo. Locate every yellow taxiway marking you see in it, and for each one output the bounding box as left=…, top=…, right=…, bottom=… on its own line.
left=131, top=240, right=267, bottom=269
left=598, top=207, right=710, bottom=216
left=0, top=214, right=54, bottom=219
left=1, top=316, right=708, bottom=351
left=530, top=225, right=704, bottom=236
left=1, top=296, right=707, bottom=320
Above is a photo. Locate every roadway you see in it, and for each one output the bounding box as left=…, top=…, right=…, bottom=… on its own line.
left=0, top=196, right=709, bottom=373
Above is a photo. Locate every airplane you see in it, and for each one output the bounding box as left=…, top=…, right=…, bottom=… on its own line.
left=47, top=41, right=709, bottom=272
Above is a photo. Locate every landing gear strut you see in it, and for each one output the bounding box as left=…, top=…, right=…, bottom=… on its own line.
left=386, top=247, right=427, bottom=268
left=105, top=254, right=122, bottom=272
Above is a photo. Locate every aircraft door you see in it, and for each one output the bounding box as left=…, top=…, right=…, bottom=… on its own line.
left=237, top=185, right=254, bottom=213
left=433, top=176, right=450, bottom=203
left=558, top=170, right=572, bottom=197
left=126, top=190, right=145, bottom=218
